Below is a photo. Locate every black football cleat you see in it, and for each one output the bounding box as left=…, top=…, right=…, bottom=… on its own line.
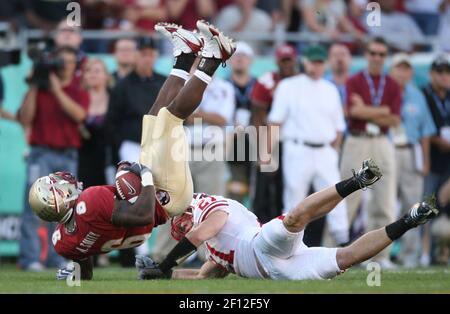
left=404, top=201, right=439, bottom=227
left=352, top=158, right=382, bottom=189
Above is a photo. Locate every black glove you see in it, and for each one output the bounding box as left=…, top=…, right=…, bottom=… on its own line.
left=135, top=255, right=172, bottom=280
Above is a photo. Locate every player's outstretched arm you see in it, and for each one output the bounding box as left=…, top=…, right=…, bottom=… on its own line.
left=172, top=261, right=229, bottom=280
left=138, top=211, right=228, bottom=280
left=112, top=163, right=156, bottom=227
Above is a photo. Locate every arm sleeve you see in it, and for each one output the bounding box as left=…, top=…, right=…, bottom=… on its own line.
left=267, top=80, right=289, bottom=124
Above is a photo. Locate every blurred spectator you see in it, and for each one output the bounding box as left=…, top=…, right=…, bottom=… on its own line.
left=106, top=37, right=164, bottom=165
left=122, top=0, right=167, bottom=33
left=405, top=0, right=441, bottom=35
left=257, top=0, right=281, bottom=15
left=112, top=38, right=138, bottom=85
left=250, top=44, right=297, bottom=223
left=80, top=0, right=121, bottom=52
left=367, top=0, right=425, bottom=52
left=340, top=37, right=401, bottom=268
left=227, top=42, right=256, bottom=204
left=422, top=55, right=450, bottom=265
left=215, top=0, right=272, bottom=53
left=17, top=46, right=89, bottom=271
left=326, top=43, right=352, bottom=103
left=0, top=1, right=24, bottom=31
left=347, top=0, right=368, bottom=34
left=23, top=0, right=72, bottom=31
left=166, top=0, right=215, bottom=29
left=54, top=20, right=86, bottom=74
left=281, top=0, right=302, bottom=37
left=389, top=53, right=437, bottom=267
left=268, top=45, right=349, bottom=246
left=105, top=37, right=164, bottom=264
left=54, top=20, right=83, bottom=50
left=438, top=0, right=450, bottom=52
left=300, top=0, right=364, bottom=43
left=78, top=59, right=111, bottom=188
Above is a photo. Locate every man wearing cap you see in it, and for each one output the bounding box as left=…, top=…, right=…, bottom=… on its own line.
left=268, top=44, right=349, bottom=246
left=105, top=37, right=165, bottom=264
left=250, top=44, right=297, bottom=223
left=340, top=37, right=401, bottom=268
left=421, top=55, right=450, bottom=264
left=390, top=53, right=436, bottom=267
left=227, top=42, right=257, bottom=203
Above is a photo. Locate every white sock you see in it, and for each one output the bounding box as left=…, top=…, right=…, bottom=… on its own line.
left=170, top=69, right=190, bottom=81
left=194, top=70, right=212, bottom=85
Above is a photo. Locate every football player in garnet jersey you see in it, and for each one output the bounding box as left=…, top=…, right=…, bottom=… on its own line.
left=28, top=21, right=236, bottom=280
left=136, top=159, right=438, bottom=281
left=29, top=163, right=167, bottom=280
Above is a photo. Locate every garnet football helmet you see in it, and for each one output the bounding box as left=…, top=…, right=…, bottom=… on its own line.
left=29, top=172, right=83, bottom=223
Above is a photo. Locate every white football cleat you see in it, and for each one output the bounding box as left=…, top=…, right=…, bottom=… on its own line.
left=154, top=22, right=203, bottom=57
left=196, top=20, right=236, bottom=62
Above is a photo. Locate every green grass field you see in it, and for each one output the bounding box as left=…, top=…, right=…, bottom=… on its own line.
left=1, top=265, right=450, bottom=293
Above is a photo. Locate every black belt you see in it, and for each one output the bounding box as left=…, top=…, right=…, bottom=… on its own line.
left=349, top=130, right=385, bottom=138
left=288, top=139, right=327, bottom=148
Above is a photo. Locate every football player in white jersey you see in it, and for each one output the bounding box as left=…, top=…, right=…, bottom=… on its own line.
left=136, top=159, right=438, bottom=280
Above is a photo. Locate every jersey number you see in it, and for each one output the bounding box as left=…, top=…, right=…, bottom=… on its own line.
left=101, top=233, right=150, bottom=252
left=198, top=196, right=217, bottom=210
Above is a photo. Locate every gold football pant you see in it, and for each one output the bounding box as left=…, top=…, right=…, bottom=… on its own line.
left=139, top=108, right=193, bottom=217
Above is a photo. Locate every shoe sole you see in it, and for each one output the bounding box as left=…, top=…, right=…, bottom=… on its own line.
left=155, top=23, right=203, bottom=54
left=196, top=20, right=235, bottom=58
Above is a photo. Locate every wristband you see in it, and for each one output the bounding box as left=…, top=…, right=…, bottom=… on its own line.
left=141, top=171, right=154, bottom=187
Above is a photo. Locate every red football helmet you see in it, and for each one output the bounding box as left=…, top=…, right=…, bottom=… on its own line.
left=170, top=208, right=194, bottom=241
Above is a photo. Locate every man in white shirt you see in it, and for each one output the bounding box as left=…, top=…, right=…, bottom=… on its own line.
left=268, top=45, right=349, bottom=245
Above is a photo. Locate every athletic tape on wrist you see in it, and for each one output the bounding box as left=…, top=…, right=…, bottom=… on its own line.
left=141, top=172, right=154, bottom=187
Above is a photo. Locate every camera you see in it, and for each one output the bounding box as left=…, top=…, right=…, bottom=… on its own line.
left=26, top=41, right=64, bottom=90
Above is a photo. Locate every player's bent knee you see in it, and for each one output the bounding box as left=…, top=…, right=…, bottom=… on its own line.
left=283, top=213, right=309, bottom=233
